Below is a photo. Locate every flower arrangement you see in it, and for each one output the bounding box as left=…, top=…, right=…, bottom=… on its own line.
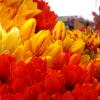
left=0, top=0, right=100, bottom=100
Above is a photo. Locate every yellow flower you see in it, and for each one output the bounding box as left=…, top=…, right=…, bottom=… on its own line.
left=13, top=44, right=24, bottom=62
left=1, top=26, right=21, bottom=53
left=31, top=30, right=51, bottom=56
left=63, top=36, right=74, bottom=51
left=69, top=39, right=85, bottom=53
left=12, top=0, right=41, bottom=28
left=52, top=21, right=66, bottom=41
left=71, top=29, right=83, bottom=39
left=3, top=0, right=23, bottom=6
left=20, top=18, right=36, bottom=42
left=13, top=40, right=32, bottom=62
left=0, top=0, right=41, bottom=30
left=42, top=40, right=63, bottom=60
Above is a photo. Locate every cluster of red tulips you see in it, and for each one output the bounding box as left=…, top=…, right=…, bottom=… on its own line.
left=0, top=53, right=100, bottom=100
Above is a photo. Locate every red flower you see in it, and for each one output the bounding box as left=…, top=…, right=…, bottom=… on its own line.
left=37, top=92, right=51, bottom=100
left=44, top=69, right=65, bottom=94
left=62, top=92, right=74, bottom=100
left=0, top=54, right=16, bottom=83
left=90, top=60, right=100, bottom=81
left=72, top=83, right=97, bottom=100
left=18, top=83, right=42, bottom=100
left=62, top=64, right=91, bottom=90
left=33, top=0, right=50, bottom=10
left=0, top=94, right=14, bottom=100
left=13, top=56, right=46, bottom=83
left=51, top=93, right=62, bottom=100
left=33, top=0, right=57, bottom=31
left=52, top=52, right=71, bottom=70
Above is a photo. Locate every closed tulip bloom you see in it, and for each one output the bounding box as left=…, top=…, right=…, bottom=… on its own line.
left=70, top=39, right=85, bottom=53
left=2, top=27, right=21, bottom=54
left=31, top=30, right=51, bottom=56
left=52, top=21, right=66, bottom=41
left=42, top=40, right=63, bottom=60
left=20, top=18, right=36, bottom=42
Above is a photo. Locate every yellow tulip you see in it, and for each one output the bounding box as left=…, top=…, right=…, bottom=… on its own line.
left=0, top=25, right=20, bottom=54
left=70, top=39, right=85, bottom=53
left=13, top=40, right=32, bottom=62
left=42, top=40, right=63, bottom=60
left=13, top=44, right=24, bottom=62
left=0, top=25, right=3, bottom=53
left=71, top=30, right=83, bottom=39
left=52, top=21, right=66, bottom=41
left=3, top=0, right=23, bottom=6
left=63, top=36, right=74, bottom=51
left=2, top=27, right=21, bottom=53
left=0, top=0, right=41, bottom=30
left=20, top=18, right=36, bottom=42
left=31, top=30, right=51, bottom=56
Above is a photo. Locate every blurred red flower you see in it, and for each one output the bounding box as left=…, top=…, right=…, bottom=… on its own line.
left=62, top=64, right=91, bottom=90
left=33, top=0, right=57, bottom=31
left=72, top=83, right=97, bottom=100
left=62, top=92, right=74, bottom=100
left=90, top=60, right=100, bottom=81
left=0, top=54, right=16, bottom=83
left=44, top=69, right=65, bottom=94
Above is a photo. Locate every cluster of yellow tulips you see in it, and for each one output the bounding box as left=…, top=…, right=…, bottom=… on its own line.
left=0, top=17, right=100, bottom=64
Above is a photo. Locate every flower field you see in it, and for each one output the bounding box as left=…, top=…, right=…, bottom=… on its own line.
left=0, top=0, right=100, bottom=100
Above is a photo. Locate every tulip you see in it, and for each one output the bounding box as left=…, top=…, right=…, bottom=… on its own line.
left=71, top=29, right=83, bottom=40
left=42, top=40, right=63, bottom=59
left=20, top=18, right=36, bottom=42
left=13, top=40, right=32, bottom=62
left=2, top=27, right=21, bottom=54
left=31, top=30, right=51, bottom=56
left=90, top=60, right=100, bottom=81
left=3, top=0, right=23, bottom=6
left=0, top=0, right=41, bottom=30
left=52, top=21, right=66, bottom=41
left=69, top=39, right=85, bottom=53
left=13, top=44, right=24, bottom=62
left=63, top=36, right=74, bottom=51
left=69, top=53, right=81, bottom=65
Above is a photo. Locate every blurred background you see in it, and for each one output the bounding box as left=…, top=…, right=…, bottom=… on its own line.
left=46, top=0, right=100, bottom=21
left=45, top=0, right=100, bottom=30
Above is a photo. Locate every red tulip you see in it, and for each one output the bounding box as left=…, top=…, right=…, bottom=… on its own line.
left=62, top=92, right=74, bottom=100
left=44, top=69, right=64, bottom=94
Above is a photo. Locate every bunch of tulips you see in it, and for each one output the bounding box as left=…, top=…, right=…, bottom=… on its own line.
left=0, top=0, right=100, bottom=100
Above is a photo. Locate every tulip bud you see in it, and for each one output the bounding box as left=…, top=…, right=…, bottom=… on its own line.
left=13, top=44, right=24, bottom=62
left=2, top=27, right=20, bottom=53
left=52, top=21, right=66, bottom=41
left=20, top=18, right=36, bottom=42
left=63, top=36, right=74, bottom=51
left=71, top=30, right=83, bottom=39
left=3, top=0, right=23, bottom=6
left=42, top=40, right=63, bottom=60
left=31, top=30, right=51, bottom=56
left=69, top=53, right=81, bottom=65
left=70, top=39, right=85, bottom=53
